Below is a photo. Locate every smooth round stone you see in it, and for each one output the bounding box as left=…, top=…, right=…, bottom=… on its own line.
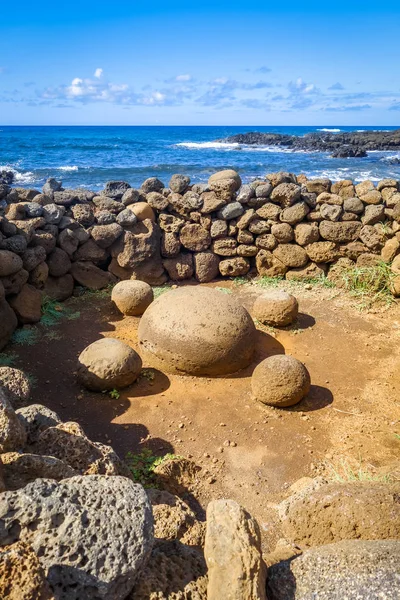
left=77, top=338, right=142, bottom=391
left=128, top=202, right=156, bottom=222
left=138, top=287, right=256, bottom=376
left=111, top=280, right=154, bottom=316
left=252, top=355, right=311, bottom=407
left=253, top=290, right=298, bottom=327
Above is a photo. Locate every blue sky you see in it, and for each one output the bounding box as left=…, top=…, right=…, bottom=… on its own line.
left=1, top=0, right=399, bottom=125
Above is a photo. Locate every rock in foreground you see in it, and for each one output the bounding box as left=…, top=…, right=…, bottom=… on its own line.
left=267, top=539, right=400, bottom=599
left=0, top=475, right=154, bottom=600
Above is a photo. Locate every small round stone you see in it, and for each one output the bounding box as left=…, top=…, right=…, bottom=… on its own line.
left=111, top=280, right=154, bottom=316
left=0, top=367, right=31, bottom=409
left=253, top=290, right=298, bottom=327
left=77, top=338, right=142, bottom=391
left=138, top=286, right=256, bottom=376
left=251, top=355, right=311, bottom=408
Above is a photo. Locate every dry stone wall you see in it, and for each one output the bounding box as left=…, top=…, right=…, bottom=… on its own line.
left=1, top=169, right=400, bottom=348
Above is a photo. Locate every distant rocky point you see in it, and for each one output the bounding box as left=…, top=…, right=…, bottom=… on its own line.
left=218, top=129, right=400, bottom=158
left=0, top=170, right=14, bottom=185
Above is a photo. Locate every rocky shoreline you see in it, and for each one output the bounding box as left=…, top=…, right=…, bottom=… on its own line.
left=218, top=129, right=400, bottom=157
left=1, top=169, right=400, bottom=348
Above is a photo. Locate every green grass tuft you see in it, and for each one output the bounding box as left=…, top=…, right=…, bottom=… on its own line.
left=40, top=297, right=66, bottom=327
left=215, top=286, right=233, bottom=294
left=340, top=262, right=395, bottom=308
left=11, top=328, right=40, bottom=346
left=152, top=286, right=170, bottom=299
left=327, top=457, right=395, bottom=484
left=125, top=449, right=181, bottom=488
left=0, top=351, right=19, bottom=367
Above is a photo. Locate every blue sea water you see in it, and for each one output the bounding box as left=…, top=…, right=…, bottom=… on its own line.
left=0, top=125, right=399, bottom=191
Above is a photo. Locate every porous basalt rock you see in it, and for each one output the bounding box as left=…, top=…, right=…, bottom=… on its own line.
left=1, top=452, right=77, bottom=490
left=32, top=421, right=131, bottom=477
left=138, top=287, right=256, bottom=375
left=0, top=476, right=154, bottom=600
left=0, top=367, right=31, bottom=409
left=0, top=389, right=27, bottom=453
left=16, top=404, right=62, bottom=445
left=267, top=540, right=400, bottom=600
left=0, top=541, right=55, bottom=600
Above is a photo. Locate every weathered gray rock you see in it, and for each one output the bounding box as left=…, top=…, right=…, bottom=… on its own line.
left=217, top=201, right=244, bottom=221
left=16, top=403, right=61, bottom=445
left=42, top=203, right=65, bottom=224
left=0, top=476, right=154, bottom=600
left=267, top=540, right=400, bottom=600
left=205, top=499, right=266, bottom=600
left=1, top=451, right=77, bottom=490
left=169, top=174, right=191, bottom=194
left=33, top=421, right=131, bottom=477
left=141, top=177, right=164, bottom=194
left=102, top=180, right=131, bottom=199
left=270, top=183, right=301, bottom=207
left=132, top=540, right=207, bottom=600
left=0, top=367, right=31, bottom=409
left=0, top=389, right=27, bottom=453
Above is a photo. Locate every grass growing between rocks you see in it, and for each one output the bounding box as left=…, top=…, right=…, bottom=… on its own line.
left=327, top=457, right=397, bottom=484
left=152, top=285, right=170, bottom=299
left=11, top=328, right=41, bottom=346
left=340, top=262, right=396, bottom=309
left=41, top=297, right=80, bottom=327
left=126, top=449, right=181, bottom=488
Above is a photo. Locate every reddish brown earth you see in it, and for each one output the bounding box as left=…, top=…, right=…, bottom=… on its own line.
left=3, top=280, right=400, bottom=548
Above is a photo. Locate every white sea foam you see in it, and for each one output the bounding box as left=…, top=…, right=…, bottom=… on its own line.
left=317, top=128, right=341, bottom=132
left=0, top=165, right=37, bottom=185
left=56, top=165, right=79, bottom=171
left=315, top=168, right=381, bottom=182
left=176, top=141, right=241, bottom=149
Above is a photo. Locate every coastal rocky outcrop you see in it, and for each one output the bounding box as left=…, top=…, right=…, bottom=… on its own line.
left=218, top=129, right=400, bottom=158
left=1, top=169, right=400, bottom=342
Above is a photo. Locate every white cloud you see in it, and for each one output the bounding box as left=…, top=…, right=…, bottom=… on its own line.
left=288, top=77, right=317, bottom=94
left=175, top=74, right=191, bottom=81
left=94, top=68, right=103, bottom=79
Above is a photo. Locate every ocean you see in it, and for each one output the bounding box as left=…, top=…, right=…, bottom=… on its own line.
left=1, top=125, right=399, bottom=191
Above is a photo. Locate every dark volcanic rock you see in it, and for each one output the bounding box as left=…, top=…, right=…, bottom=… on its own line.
left=218, top=129, right=400, bottom=157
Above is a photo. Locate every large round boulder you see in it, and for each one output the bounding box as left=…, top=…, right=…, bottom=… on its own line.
left=252, top=355, right=310, bottom=407
left=77, top=338, right=142, bottom=391
left=253, top=290, right=298, bottom=327
left=111, top=280, right=154, bottom=316
left=138, top=287, right=256, bottom=375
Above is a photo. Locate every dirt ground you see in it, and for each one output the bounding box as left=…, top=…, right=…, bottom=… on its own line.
left=3, top=279, right=400, bottom=547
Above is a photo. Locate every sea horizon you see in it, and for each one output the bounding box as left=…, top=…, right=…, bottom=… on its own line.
left=1, top=125, right=400, bottom=190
